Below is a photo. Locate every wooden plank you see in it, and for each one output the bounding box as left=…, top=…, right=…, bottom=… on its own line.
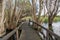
left=19, top=22, right=41, bottom=40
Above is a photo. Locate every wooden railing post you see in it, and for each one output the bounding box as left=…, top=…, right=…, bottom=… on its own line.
left=16, top=30, right=19, bottom=40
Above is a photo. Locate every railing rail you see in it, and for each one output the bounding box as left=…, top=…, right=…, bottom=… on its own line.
left=0, top=22, right=24, bottom=40
left=29, top=20, right=60, bottom=40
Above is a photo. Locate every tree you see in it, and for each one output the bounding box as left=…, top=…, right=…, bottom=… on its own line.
left=46, top=0, right=59, bottom=31
left=0, top=0, right=6, bottom=37
left=31, top=0, right=38, bottom=28
left=45, top=0, right=59, bottom=39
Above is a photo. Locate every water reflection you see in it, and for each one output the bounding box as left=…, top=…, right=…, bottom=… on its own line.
left=30, top=22, right=60, bottom=36
left=42, top=22, right=60, bottom=36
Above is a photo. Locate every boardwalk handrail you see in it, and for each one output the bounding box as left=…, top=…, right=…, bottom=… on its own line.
left=0, top=22, right=24, bottom=40
left=30, top=20, right=60, bottom=39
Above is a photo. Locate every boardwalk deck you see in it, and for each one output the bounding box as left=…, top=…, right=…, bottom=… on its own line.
left=19, top=22, right=41, bottom=40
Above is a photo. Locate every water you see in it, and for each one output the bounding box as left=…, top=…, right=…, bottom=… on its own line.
left=52, top=22, right=60, bottom=36
left=30, top=22, right=60, bottom=36
left=42, top=22, right=60, bottom=36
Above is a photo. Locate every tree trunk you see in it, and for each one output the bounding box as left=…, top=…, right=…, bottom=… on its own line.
left=0, top=0, right=6, bottom=37
left=46, top=16, right=53, bottom=40
left=48, top=16, right=53, bottom=31
left=32, top=0, right=37, bottom=29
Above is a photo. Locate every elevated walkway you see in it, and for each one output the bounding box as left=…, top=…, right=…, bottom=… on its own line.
left=19, top=22, right=41, bottom=40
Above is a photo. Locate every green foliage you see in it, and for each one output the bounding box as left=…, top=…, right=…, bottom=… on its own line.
left=20, top=0, right=32, bottom=16
left=43, top=16, right=60, bottom=23
left=54, top=16, right=60, bottom=22
left=44, top=17, right=48, bottom=23
left=22, top=16, right=60, bottom=23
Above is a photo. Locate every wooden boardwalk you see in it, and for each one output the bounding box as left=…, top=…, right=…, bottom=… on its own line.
left=19, top=22, right=41, bottom=40
left=0, top=21, right=60, bottom=40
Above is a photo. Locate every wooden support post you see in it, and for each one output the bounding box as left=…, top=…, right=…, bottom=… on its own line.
left=16, top=30, right=19, bottom=40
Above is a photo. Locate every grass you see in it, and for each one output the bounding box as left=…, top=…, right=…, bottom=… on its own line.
left=54, top=16, right=60, bottom=22
left=42, top=16, right=60, bottom=23
left=43, top=17, right=48, bottom=23
left=21, top=16, right=32, bottom=20
left=21, top=16, right=60, bottom=23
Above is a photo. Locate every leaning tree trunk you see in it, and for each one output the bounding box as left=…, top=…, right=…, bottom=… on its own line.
left=0, top=0, right=6, bottom=37
left=32, top=0, right=37, bottom=29
left=37, top=0, right=43, bottom=31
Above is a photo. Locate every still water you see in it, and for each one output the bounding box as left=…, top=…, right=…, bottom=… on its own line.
left=42, top=22, right=60, bottom=36
left=30, top=22, right=60, bottom=37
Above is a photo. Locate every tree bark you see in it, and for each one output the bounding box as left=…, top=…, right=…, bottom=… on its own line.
left=0, top=0, right=6, bottom=37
